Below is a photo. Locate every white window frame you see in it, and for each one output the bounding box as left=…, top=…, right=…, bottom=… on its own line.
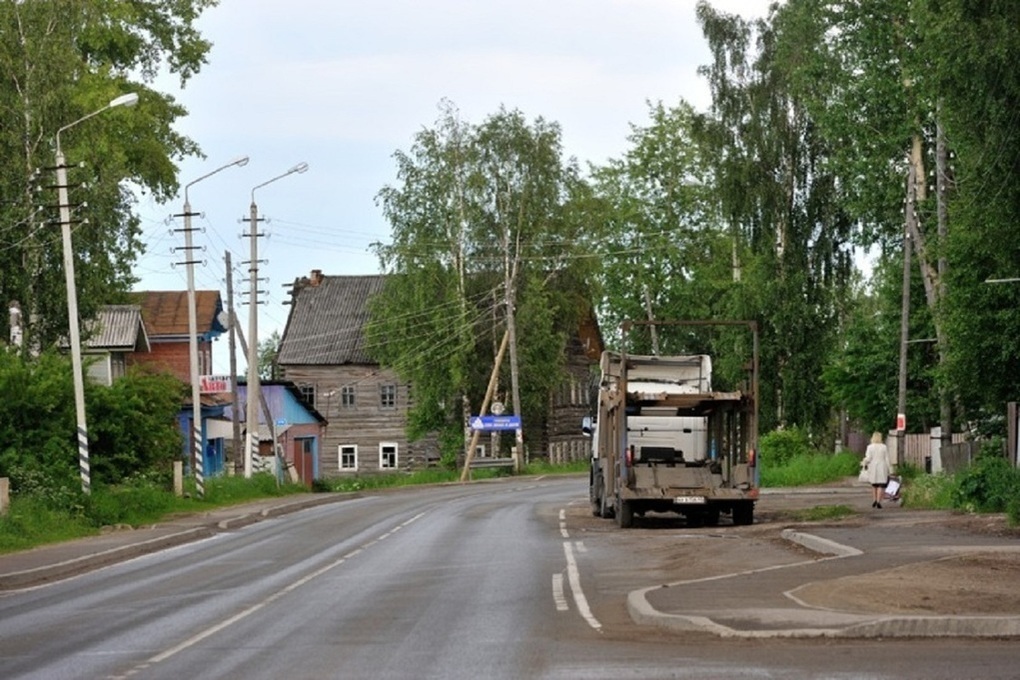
left=339, top=444, right=358, bottom=471
left=379, top=442, right=398, bottom=470
left=475, top=444, right=486, bottom=459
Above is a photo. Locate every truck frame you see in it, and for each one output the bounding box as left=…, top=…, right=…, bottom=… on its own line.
left=587, top=320, right=759, bottom=527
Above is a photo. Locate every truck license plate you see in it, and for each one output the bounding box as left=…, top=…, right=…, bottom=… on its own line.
left=674, top=495, right=706, bottom=504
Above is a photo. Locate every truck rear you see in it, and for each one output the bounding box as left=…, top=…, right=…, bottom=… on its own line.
left=586, top=320, right=759, bottom=527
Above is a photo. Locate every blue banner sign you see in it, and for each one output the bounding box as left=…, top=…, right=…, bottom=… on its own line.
left=470, top=415, right=522, bottom=431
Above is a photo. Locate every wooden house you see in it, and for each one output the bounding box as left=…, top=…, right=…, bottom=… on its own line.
left=82, top=305, right=150, bottom=385
left=276, top=270, right=602, bottom=477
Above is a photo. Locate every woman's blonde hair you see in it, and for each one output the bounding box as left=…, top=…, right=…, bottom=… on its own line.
left=871, top=431, right=883, bottom=444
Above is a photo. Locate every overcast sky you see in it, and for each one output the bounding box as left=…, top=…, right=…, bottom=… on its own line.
left=131, top=0, right=775, bottom=374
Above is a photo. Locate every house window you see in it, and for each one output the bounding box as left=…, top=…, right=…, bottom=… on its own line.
left=339, top=444, right=358, bottom=471
left=297, top=384, right=316, bottom=407
left=379, top=442, right=398, bottom=469
left=380, top=384, right=397, bottom=409
left=341, top=385, right=356, bottom=408
left=475, top=444, right=486, bottom=459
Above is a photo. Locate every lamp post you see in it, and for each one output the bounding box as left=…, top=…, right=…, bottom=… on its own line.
left=55, top=92, right=139, bottom=495
left=182, top=156, right=249, bottom=496
left=244, top=162, right=308, bottom=477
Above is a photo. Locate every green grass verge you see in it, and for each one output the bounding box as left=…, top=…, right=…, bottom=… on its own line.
left=0, top=473, right=308, bottom=555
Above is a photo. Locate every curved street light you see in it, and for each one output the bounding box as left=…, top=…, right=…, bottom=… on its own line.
left=181, top=156, right=249, bottom=497
left=55, top=92, right=139, bottom=495
left=244, top=162, right=309, bottom=478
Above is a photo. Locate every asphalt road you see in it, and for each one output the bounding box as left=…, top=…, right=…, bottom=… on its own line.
left=1, top=476, right=1018, bottom=679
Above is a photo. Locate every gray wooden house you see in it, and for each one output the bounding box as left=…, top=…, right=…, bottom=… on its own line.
left=276, top=270, right=602, bottom=477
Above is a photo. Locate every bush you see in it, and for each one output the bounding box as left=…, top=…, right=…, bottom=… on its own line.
left=951, top=453, right=1020, bottom=513
left=759, top=428, right=814, bottom=467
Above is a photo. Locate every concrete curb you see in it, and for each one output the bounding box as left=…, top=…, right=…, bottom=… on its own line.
left=0, top=527, right=215, bottom=591
left=626, top=530, right=1020, bottom=639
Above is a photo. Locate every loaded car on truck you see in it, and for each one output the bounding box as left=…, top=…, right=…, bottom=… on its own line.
left=585, top=320, right=759, bottom=527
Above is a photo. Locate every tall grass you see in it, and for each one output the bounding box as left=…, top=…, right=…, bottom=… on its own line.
left=0, top=473, right=308, bottom=554
left=759, top=451, right=860, bottom=487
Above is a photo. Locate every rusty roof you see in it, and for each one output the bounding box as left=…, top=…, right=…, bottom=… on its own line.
left=131, top=290, right=226, bottom=338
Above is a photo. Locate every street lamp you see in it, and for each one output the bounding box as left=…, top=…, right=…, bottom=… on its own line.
left=182, top=156, right=249, bottom=497
left=244, top=162, right=308, bottom=478
left=55, top=92, right=139, bottom=495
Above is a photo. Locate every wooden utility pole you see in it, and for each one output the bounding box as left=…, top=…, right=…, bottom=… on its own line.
left=461, top=329, right=511, bottom=482
left=936, top=110, right=953, bottom=451
left=897, top=161, right=916, bottom=462
left=225, top=251, right=243, bottom=474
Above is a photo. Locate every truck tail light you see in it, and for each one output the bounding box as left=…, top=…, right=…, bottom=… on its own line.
left=626, top=445, right=634, bottom=467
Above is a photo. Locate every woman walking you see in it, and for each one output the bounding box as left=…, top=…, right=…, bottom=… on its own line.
left=861, top=431, right=892, bottom=508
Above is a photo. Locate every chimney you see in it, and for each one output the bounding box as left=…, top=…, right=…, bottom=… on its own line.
left=310, top=269, right=323, bottom=287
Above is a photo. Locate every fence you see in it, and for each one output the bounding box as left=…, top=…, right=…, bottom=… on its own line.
left=895, top=431, right=969, bottom=472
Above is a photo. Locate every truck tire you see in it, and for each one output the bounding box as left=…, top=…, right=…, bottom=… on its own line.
left=732, top=502, right=754, bottom=526
left=601, top=492, right=615, bottom=519
left=590, top=475, right=604, bottom=517
left=616, top=498, right=634, bottom=528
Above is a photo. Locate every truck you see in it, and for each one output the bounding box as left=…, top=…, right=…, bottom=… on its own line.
left=585, top=320, right=759, bottom=527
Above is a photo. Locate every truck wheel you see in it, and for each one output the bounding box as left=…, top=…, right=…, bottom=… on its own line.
left=601, top=493, right=615, bottom=519
left=590, top=476, right=604, bottom=517
left=732, top=502, right=754, bottom=526
left=616, top=499, right=634, bottom=528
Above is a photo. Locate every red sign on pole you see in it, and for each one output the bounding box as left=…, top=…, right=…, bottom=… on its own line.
left=896, top=413, right=906, bottom=432
left=200, top=375, right=231, bottom=394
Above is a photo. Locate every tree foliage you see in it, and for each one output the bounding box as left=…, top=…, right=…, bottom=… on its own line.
left=0, top=1, right=215, bottom=352
left=0, top=349, right=184, bottom=492
left=370, top=102, right=596, bottom=454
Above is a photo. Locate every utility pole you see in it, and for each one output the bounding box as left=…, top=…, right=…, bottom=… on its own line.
left=243, top=198, right=265, bottom=478
left=225, top=251, right=243, bottom=474
left=244, top=163, right=308, bottom=477
left=897, top=161, right=917, bottom=463
left=52, top=93, right=139, bottom=495
left=936, top=109, right=953, bottom=453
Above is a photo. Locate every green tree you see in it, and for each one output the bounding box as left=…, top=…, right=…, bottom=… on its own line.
left=0, top=0, right=215, bottom=352
left=371, top=102, right=596, bottom=457
left=258, top=330, right=281, bottom=381
left=591, top=101, right=732, bottom=348
left=694, top=1, right=857, bottom=434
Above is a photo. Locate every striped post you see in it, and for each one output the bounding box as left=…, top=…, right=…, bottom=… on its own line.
left=78, top=424, right=90, bottom=495
left=193, top=421, right=204, bottom=498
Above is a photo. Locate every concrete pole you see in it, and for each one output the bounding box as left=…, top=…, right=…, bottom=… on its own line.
left=245, top=199, right=260, bottom=478
left=53, top=92, right=138, bottom=496
left=182, top=196, right=205, bottom=496
left=55, top=148, right=90, bottom=495
left=245, top=163, right=308, bottom=477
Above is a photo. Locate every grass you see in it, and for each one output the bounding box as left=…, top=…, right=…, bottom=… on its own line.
left=759, top=451, right=860, bottom=487
left=0, top=473, right=309, bottom=555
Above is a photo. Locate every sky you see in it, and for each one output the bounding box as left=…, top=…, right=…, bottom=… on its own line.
left=131, top=0, right=776, bottom=375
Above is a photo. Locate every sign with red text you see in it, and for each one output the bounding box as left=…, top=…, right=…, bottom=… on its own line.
left=200, top=375, right=231, bottom=394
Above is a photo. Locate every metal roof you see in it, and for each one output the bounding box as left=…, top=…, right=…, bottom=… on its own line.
left=130, top=290, right=226, bottom=338
left=277, top=274, right=386, bottom=365
left=83, top=305, right=149, bottom=352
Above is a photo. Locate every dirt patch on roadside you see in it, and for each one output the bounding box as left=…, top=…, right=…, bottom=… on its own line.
left=791, top=552, right=1020, bottom=615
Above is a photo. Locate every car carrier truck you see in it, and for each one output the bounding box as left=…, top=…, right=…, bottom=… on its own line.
left=585, top=320, right=759, bottom=527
